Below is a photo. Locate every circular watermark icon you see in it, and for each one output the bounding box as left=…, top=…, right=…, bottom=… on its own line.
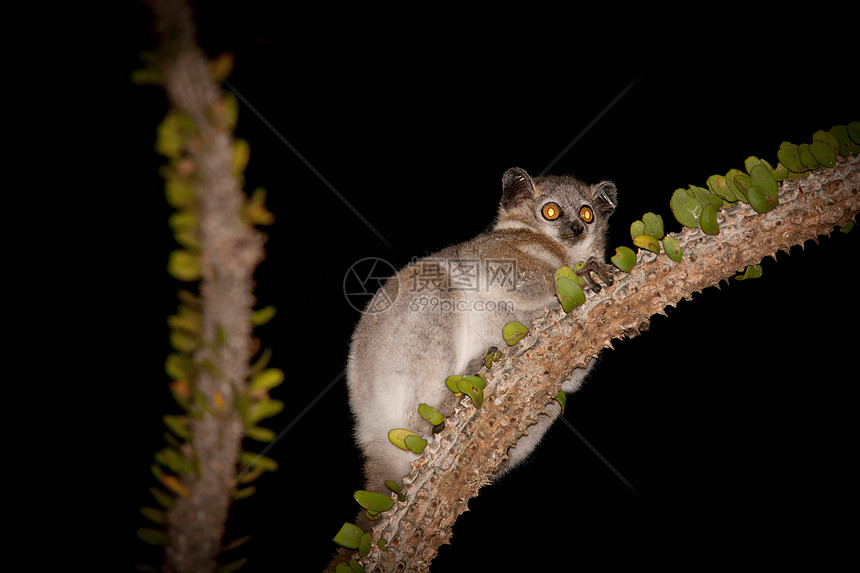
left=343, top=257, right=399, bottom=314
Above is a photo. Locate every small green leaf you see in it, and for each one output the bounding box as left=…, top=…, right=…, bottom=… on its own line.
left=632, top=234, right=661, bottom=254
left=333, top=523, right=364, bottom=550
left=777, top=143, right=806, bottom=173
left=167, top=250, right=201, bottom=282
left=388, top=428, right=422, bottom=451
left=770, top=162, right=789, bottom=182
left=555, top=275, right=586, bottom=312
left=642, top=212, right=664, bottom=239
left=246, top=399, right=284, bottom=424
left=707, top=174, right=738, bottom=203
left=555, top=390, right=566, bottom=415
left=662, top=236, right=682, bottom=262
left=699, top=204, right=719, bottom=235
left=743, top=156, right=763, bottom=173
left=463, top=374, right=486, bottom=390
left=349, top=560, right=367, bottom=573
left=670, top=188, right=702, bottom=228
left=251, top=305, right=277, bottom=326
left=418, top=403, right=444, bottom=425
left=221, top=535, right=252, bottom=552
left=839, top=220, right=854, bottom=234
left=457, top=376, right=484, bottom=408
left=403, top=434, right=427, bottom=454
left=148, top=486, right=175, bottom=509
left=735, top=264, right=763, bottom=281
left=725, top=169, right=749, bottom=202
left=140, top=506, right=166, bottom=525
left=239, top=451, right=278, bottom=472
left=809, top=140, right=836, bottom=167
left=250, top=368, right=284, bottom=392
left=610, top=246, right=637, bottom=272
left=812, top=129, right=840, bottom=155
left=163, top=414, right=189, bottom=439
left=847, top=121, right=860, bottom=144
left=749, top=164, right=778, bottom=199
left=629, top=219, right=645, bottom=238
left=245, top=425, right=276, bottom=442
left=354, top=490, right=395, bottom=513
left=445, top=375, right=463, bottom=395
left=830, top=124, right=860, bottom=156
left=137, top=527, right=169, bottom=546
left=385, top=480, right=406, bottom=502
left=747, top=186, right=778, bottom=214
left=502, top=321, right=529, bottom=346
left=799, top=143, right=820, bottom=170
left=359, top=532, right=373, bottom=557
left=217, top=558, right=248, bottom=573
left=234, top=486, right=256, bottom=499
left=556, top=265, right=585, bottom=287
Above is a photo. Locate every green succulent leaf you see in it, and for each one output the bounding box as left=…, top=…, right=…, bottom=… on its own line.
left=670, top=188, right=702, bottom=228
left=457, top=376, right=484, bottom=408
left=662, top=235, right=682, bottom=262
left=829, top=125, right=860, bottom=155
left=385, top=480, right=406, bottom=502
left=333, top=523, right=364, bottom=550
left=847, top=121, right=860, bottom=144
left=403, top=434, right=428, bottom=454
left=707, top=174, right=738, bottom=203
left=746, top=186, right=779, bottom=214
left=633, top=234, right=661, bottom=254
left=418, top=403, right=444, bottom=425
left=699, top=204, right=719, bottom=235
left=777, top=143, right=805, bottom=173
left=137, top=527, right=169, bottom=546
left=749, top=164, right=779, bottom=199
left=555, top=275, right=586, bottom=312
left=809, top=140, right=836, bottom=167
left=354, top=490, right=395, bottom=513
left=249, top=368, right=284, bottom=392
left=251, top=305, right=277, bottom=326
left=387, top=428, right=422, bottom=451
left=610, top=246, right=637, bottom=272
left=629, top=219, right=645, bottom=238
left=556, top=265, right=585, bottom=287
left=445, top=375, right=463, bottom=395
left=725, top=169, right=749, bottom=202
left=555, top=390, right=566, bottom=415
left=798, top=143, right=820, bottom=170
left=167, top=250, right=201, bottom=282
left=735, top=264, right=763, bottom=281
left=359, top=532, right=373, bottom=558
left=502, top=321, right=529, bottom=346
left=642, top=212, right=664, bottom=239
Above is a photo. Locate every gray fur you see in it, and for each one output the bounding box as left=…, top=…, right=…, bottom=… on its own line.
left=346, top=167, right=616, bottom=510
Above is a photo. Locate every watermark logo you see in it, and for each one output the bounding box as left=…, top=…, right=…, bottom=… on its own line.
left=343, top=257, right=399, bottom=314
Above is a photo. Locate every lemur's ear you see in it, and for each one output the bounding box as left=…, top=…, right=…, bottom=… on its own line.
left=500, top=167, right=536, bottom=210
left=592, top=180, right=617, bottom=215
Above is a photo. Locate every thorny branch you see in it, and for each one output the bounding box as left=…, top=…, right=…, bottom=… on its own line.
left=148, top=1, right=265, bottom=572
left=353, top=154, right=858, bottom=572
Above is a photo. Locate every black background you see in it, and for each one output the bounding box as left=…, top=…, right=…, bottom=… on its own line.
left=120, top=4, right=858, bottom=571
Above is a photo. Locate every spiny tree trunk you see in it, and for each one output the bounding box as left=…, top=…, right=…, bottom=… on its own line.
left=147, top=1, right=266, bottom=572
left=353, top=154, right=858, bottom=572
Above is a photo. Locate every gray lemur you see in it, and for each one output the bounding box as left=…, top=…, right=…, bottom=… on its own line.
left=346, top=167, right=617, bottom=511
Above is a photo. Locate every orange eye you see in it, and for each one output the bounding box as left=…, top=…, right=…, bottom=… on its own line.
left=579, top=205, right=594, bottom=224
left=542, top=202, right=561, bottom=220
